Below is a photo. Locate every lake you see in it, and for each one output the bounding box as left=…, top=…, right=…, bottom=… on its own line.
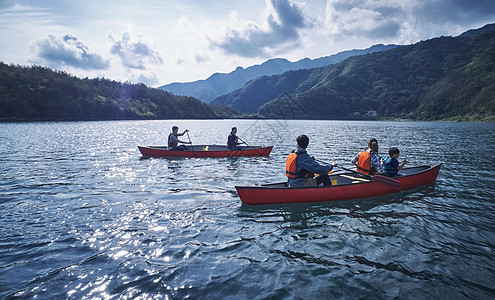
left=1, top=119, right=494, bottom=299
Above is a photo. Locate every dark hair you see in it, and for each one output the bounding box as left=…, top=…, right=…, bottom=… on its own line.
left=172, top=126, right=178, bottom=131
left=368, top=138, right=378, bottom=153
left=296, top=134, right=309, bottom=148
left=388, top=147, right=400, bottom=156
left=231, top=127, right=237, bottom=131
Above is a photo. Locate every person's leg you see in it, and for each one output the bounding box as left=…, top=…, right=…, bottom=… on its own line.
left=302, top=177, right=317, bottom=187
left=316, top=174, right=331, bottom=186
left=171, top=146, right=186, bottom=151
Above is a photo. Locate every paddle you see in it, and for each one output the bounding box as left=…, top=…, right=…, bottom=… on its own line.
left=311, top=158, right=339, bottom=176
left=238, top=137, right=250, bottom=147
left=339, top=166, right=402, bottom=191
left=314, top=159, right=402, bottom=191
left=186, top=131, right=196, bottom=157
left=186, top=131, right=192, bottom=146
left=313, top=169, right=347, bottom=177
left=314, top=158, right=338, bottom=167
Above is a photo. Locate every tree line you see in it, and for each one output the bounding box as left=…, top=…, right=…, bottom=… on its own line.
left=0, top=63, right=225, bottom=121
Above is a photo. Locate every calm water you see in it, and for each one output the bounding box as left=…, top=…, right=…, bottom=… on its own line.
left=1, top=119, right=494, bottom=299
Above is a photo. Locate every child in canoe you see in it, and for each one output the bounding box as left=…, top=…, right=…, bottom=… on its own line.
left=383, top=147, right=408, bottom=177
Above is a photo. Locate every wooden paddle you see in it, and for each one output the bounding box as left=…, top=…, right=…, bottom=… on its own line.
left=186, top=131, right=197, bottom=157
left=186, top=131, right=192, bottom=146
left=312, top=159, right=339, bottom=177
left=238, top=136, right=250, bottom=147
left=339, top=166, right=402, bottom=191
left=314, top=159, right=402, bottom=191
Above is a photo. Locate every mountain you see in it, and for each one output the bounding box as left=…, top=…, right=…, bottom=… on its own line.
left=459, top=23, right=495, bottom=38
left=213, top=23, right=495, bottom=121
left=0, top=63, right=224, bottom=121
left=210, top=69, right=313, bottom=114
left=158, top=44, right=397, bottom=103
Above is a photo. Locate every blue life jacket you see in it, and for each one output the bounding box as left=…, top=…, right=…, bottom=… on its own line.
left=383, top=157, right=399, bottom=176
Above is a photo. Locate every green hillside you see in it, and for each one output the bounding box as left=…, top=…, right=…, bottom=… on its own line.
left=217, top=24, right=495, bottom=121
left=211, top=69, right=313, bottom=114
left=0, top=63, right=222, bottom=121
left=2, top=24, right=494, bottom=122
left=162, top=44, right=397, bottom=103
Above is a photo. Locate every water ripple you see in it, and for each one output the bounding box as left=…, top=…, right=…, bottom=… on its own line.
left=1, top=120, right=495, bottom=299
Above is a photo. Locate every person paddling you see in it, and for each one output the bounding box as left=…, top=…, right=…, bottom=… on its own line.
left=168, top=126, right=191, bottom=151
left=286, top=134, right=337, bottom=188
left=227, top=127, right=245, bottom=151
left=351, top=138, right=383, bottom=175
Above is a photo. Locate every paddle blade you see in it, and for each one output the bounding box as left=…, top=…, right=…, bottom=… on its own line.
left=372, top=175, right=402, bottom=191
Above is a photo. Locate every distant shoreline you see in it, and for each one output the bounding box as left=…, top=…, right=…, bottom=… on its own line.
left=2, top=116, right=493, bottom=123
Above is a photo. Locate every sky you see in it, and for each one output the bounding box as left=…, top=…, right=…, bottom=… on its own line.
left=1, top=0, right=495, bottom=87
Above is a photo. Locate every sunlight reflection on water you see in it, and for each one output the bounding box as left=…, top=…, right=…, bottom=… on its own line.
left=1, top=120, right=494, bottom=299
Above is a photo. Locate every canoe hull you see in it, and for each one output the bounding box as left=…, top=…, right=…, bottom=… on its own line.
left=138, top=145, right=273, bottom=158
left=236, top=164, right=441, bottom=205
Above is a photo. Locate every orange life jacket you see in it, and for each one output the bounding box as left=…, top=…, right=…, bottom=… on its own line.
left=356, top=150, right=372, bottom=175
left=285, top=152, right=298, bottom=178
left=285, top=152, right=313, bottom=179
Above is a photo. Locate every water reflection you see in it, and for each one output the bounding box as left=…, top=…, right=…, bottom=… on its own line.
left=2, top=120, right=495, bottom=299
left=226, top=157, right=241, bottom=172
left=239, top=184, right=438, bottom=227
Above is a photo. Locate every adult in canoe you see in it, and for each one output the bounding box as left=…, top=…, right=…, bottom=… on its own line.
left=227, top=127, right=245, bottom=151
left=351, top=138, right=383, bottom=175
left=286, top=134, right=337, bottom=188
left=168, top=126, right=191, bottom=151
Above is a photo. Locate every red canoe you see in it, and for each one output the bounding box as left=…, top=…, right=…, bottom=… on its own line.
left=236, top=164, right=441, bottom=205
left=138, top=145, right=273, bottom=158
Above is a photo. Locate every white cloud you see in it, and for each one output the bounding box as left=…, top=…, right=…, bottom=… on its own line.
left=135, top=71, right=160, bottom=86
left=110, top=32, right=164, bottom=70
left=2, top=0, right=495, bottom=86
left=33, top=34, right=109, bottom=70
left=0, top=3, right=55, bottom=24
left=324, top=0, right=402, bottom=40
left=323, top=0, right=495, bottom=44
left=195, top=55, right=209, bottom=63
left=210, top=0, right=313, bottom=58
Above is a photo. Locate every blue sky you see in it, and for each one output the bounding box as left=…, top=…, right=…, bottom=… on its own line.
left=1, top=0, right=494, bottom=87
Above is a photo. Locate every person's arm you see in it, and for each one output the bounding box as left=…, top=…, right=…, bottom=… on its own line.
left=398, top=160, right=408, bottom=170
left=371, top=154, right=383, bottom=172
left=177, top=129, right=189, bottom=136
left=181, top=129, right=191, bottom=143
left=299, top=154, right=334, bottom=174
left=351, top=153, right=359, bottom=166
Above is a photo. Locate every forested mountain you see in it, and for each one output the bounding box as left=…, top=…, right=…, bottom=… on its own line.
left=0, top=63, right=225, bottom=121
left=159, top=44, right=397, bottom=103
left=2, top=23, right=493, bottom=122
left=213, top=23, right=495, bottom=121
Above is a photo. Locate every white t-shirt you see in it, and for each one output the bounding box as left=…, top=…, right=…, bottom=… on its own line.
left=168, top=134, right=179, bottom=148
